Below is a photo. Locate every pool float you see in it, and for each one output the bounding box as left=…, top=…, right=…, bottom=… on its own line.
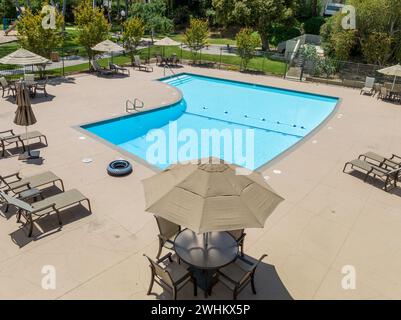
left=107, top=160, right=132, bottom=176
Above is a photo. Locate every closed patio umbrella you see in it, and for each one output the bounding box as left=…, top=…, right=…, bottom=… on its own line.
left=142, top=158, right=284, bottom=234
left=0, top=48, right=50, bottom=74
left=378, top=64, right=401, bottom=90
left=14, top=81, right=39, bottom=159
left=91, top=39, right=124, bottom=64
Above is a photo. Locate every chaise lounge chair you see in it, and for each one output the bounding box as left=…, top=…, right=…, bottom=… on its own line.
left=109, top=62, right=130, bottom=75
left=360, top=77, right=375, bottom=96
left=358, top=151, right=401, bottom=169
left=134, top=55, right=153, bottom=72
left=343, top=158, right=401, bottom=191
left=0, top=189, right=91, bottom=237
left=1, top=129, right=48, bottom=157
left=91, top=60, right=114, bottom=77
left=0, top=171, right=64, bottom=195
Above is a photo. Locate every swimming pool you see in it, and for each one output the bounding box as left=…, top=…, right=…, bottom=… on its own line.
left=82, top=73, right=338, bottom=170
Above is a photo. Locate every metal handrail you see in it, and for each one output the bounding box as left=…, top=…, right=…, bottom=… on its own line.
left=163, top=64, right=176, bottom=77
left=126, top=98, right=144, bottom=113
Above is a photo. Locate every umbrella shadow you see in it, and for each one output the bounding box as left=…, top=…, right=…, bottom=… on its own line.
left=0, top=141, right=47, bottom=163
left=29, top=94, right=56, bottom=104
left=47, top=76, right=77, bottom=86
left=151, top=253, right=293, bottom=300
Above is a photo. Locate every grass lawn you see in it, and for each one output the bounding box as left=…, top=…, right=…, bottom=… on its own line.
left=168, top=33, right=237, bottom=46
left=47, top=45, right=286, bottom=77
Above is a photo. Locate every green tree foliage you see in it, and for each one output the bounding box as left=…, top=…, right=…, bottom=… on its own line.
left=0, top=0, right=17, bottom=18
left=331, top=30, right=357, bottom=61
left=236, top=27, right=260, bottom=70
left=212, top=0, right=297, bottom=50
left=320, top=0, right=401, bottom=64
left=123, top=17, right=145, bottom=66
left=130, top=0, right=173, bottom=40
left=303, top=16, right=325, bottom=35
left=184, top=18, right=209, bottom=63
left=361, top=32, right=393, bottom=66
left=301, top=44, right=337, bottom=78
left=74, top=0, right=110, bottom=60
left=17, top=6, right=64, bottom=58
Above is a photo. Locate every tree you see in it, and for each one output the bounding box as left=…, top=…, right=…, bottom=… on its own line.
left=184, top=18, right=208, bottom=63
left=320, top=0, right=401, bottom=64
left=236, top=27, right=260, bottom=70
left=74, top=0, right=110, bottom=62
left=130, top=0, right=173, bottom=41
left=123, top=17, right=145, bottom=66
left=17, top=7, right=63, bottom=58
left=212, top=0, right=297, bottom=51
left=331, top=30, right=357, bottom=61
left=361, top=32, right=393, bottom=66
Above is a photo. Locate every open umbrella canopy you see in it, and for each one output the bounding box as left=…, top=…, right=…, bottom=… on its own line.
left=91, top=39, right=124, bottom=52
left=378, top=64, right=401, bottom=77
left=0, top=48, right=50, bottom=66
left=14, top=81, right=36, bottom=126
left=142, top=158, right=284, bottom=234
left=378, top=64, right=401, bottom=90
left=154, top=37, right=180, bottom=46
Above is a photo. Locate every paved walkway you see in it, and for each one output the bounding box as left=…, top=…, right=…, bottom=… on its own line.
left=0, top=66, right=401, bottom=299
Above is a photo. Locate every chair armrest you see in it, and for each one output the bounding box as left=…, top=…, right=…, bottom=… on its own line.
left=390, top=154, right=401, bottom=161
left=156, top=252, right=173, bottom=264
left=2, top=172, right=21, bottom=180
left=8, top=182, right=31, bottom=195
left=217, top=270, right=240, bottom=286
left=0, top=129, right=14, bottom=135
left=30, top=203, right=56, bottom=216
left=236, top=232, right=246, bottom=244
left=157, top=234, right=170, bottom=243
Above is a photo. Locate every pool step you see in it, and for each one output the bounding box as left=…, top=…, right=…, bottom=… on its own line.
left=164, top=75, right=193, bottom=86
left=168, top=78, right=193, bottom=86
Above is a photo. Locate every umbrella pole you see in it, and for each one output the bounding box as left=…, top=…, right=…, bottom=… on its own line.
left=392, top=76, right=397, bottom=91
left=203, top=232, right=209, bottom=249
left=25, top=125, right=30, bottom=156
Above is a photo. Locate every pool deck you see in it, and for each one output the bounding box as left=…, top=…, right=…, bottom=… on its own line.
left=1, top=65, right=401, bottom=300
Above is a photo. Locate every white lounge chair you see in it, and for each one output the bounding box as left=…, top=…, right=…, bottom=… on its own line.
left=360, top=77, right=375, bottom=96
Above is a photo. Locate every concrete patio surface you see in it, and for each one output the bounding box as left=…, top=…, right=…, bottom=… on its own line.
left=0, top=65, right=401, bottom=300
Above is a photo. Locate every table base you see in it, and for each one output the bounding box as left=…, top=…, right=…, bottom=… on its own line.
left=189, top=267, right=218, bottom=298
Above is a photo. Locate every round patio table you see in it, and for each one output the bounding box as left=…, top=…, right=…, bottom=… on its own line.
left=174, top=229, right=238, bottom=297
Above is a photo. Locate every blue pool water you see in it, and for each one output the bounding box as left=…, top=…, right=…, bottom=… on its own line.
left=82, top=74, right=338, bottom=170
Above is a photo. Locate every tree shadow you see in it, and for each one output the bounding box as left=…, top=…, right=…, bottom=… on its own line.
left=0, top=141, right=47, bottom=160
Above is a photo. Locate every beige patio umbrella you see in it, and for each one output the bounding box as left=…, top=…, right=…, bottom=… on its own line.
left=14, top=81, right=39, bottom=159
left=91, top=39, right=124, bottom=64
left=378, top=64, right=401, bottom=90
left=154, top=37, right=180, bottom=57
left=142, top=158, right=284, bottom=234
left=0, top=48, right=50, bottom=74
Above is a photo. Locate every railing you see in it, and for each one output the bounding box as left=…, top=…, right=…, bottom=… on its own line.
left=163, top=64, right=176, bottom=77
left=126, top=98, right=144, bottom=113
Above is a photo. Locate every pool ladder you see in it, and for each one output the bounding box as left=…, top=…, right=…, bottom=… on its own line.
left=126, top=98, right=144, bottom=113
